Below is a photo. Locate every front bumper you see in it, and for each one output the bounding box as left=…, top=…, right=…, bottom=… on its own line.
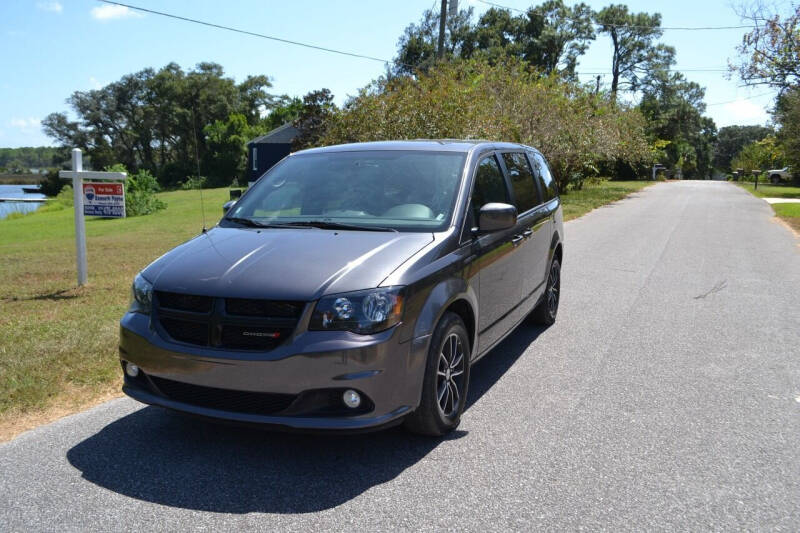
left=119, top=312, right=430, bottom=431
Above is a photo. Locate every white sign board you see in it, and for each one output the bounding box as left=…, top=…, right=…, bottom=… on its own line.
left=59, top=149, right=127, bottom=285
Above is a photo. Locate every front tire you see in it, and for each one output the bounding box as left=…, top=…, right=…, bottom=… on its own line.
left=404, top=312, right=470, bottom=436
left=771, top=174, right=781, bottom=184
left=530, top=257, right=561, bottom=326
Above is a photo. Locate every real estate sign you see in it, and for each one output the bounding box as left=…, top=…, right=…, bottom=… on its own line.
left=83, top=182, right=125, bottom=218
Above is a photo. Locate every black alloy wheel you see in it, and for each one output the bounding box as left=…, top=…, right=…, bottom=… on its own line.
left=404, top=312, right=470, bottom=436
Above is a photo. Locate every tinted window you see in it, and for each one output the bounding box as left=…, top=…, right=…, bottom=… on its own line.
left=229, top=151, right=466, bottom=231
left=470, top=155, right=510, bottom=224
left=502, top=152, right=538, bottom=212
left=532, top=152, right=558, bottom=201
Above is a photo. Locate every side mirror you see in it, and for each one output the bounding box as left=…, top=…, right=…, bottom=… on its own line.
left=222, top=200, right=237, bottom=215
left=478, top=202, right=517, bottom=232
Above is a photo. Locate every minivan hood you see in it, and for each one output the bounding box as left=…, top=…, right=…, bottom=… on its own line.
left=142, top=227, right=433, bottom=301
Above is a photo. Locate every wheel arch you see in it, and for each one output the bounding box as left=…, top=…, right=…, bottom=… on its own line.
left=412, top=278, right=478, bottom=359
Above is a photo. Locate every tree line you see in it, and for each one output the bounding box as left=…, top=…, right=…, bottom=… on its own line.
left=0, top=147, right=61, bottom=173
left=34, top=1, right=798, bottom=193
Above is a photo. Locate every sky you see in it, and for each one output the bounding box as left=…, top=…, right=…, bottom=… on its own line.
left=0, top=0, right=787, bottom=148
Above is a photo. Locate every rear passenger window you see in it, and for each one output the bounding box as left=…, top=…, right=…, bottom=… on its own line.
left=470, top=155, right=510, bottom=224
left=531, top=152, right=558, bottom=201
left=502, top=152, right=539, bottom=212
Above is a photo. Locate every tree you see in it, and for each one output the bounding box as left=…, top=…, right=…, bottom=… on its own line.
left=42, top=62, right=280, bottom=188
left=292, top=89, right=337, bottom=151
left=520, top=0, right=595, bottom=77
left=773, top=87, right=800, bottom=179
left=325, top=58, right=651, bottom=191
left=393, top=1, right=595, bottom=78
left=638, top=70, right=717, bottom=178
left=731, top=4, right=800, bottom=90
left=264, top=96, right=303, bottom=130
left=731, top=136, right=784, bottom=175
left=595, top=5, right=672, bottom=97
left=203, top=113, right=262, bottom=187
left=713, top=125, right=774, bottom=171
left=393, top=5, right=475, bottom=75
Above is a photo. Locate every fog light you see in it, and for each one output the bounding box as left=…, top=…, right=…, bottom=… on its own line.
left=125, top=363, right=140, bottom=378
left=342, top=389, right=361, bottom=409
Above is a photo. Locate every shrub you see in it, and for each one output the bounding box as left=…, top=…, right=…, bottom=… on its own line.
left=323, top=58, right=652, bottom=192
left=125, top=170, right=166, bottom=216
left=38, top=168, right=65, bottom=197
left=180, top=175, right=208, bottom=190
left=104, top=164, right=166, bottom=217
left=32, top=184, right=74, bottom=215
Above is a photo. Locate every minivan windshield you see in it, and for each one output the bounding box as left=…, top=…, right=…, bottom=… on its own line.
left=226, top=150, right=467, bottom=232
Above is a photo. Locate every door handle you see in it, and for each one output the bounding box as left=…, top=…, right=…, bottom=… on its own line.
left=522, top=229, right=532, bottom=238
left=511, top=235, right=523, bottom=245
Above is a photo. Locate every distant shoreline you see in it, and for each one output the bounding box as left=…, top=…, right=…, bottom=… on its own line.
left=0, top=174, right=43, bottom=185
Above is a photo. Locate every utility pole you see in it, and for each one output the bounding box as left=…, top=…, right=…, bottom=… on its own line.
left=437, top=0, right=448, bottom=59
left=595, top=75, right=601, bottom=95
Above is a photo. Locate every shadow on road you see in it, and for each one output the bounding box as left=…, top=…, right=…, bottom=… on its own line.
left=66, top=323, right=546, bottom=513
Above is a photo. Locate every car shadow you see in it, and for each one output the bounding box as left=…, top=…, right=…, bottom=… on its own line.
left=66, top=323, right=547, bottom=514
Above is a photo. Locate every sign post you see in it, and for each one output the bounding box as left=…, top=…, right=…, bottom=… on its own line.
left=59, top=149, right=127, bottom=286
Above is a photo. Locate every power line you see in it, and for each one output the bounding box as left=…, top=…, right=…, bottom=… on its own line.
left=705, top=91, right=775, bottom=106
left=476, top=0, right=753, bottom=31
left=97, top=0, right=398, bottom=66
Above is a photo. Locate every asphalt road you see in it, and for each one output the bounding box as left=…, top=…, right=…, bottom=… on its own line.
left=2, top=181, right=799, bottom=531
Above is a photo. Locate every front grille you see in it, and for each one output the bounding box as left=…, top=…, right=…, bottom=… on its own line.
left=149, top=376, right=296, bottom=415
left=154, top=292, right=304, bottom=352
left=225, top=298, right=303, bottom=318
left=160, top=317, right=209, bottom=345
left=156, top=291, right=212, bottom=313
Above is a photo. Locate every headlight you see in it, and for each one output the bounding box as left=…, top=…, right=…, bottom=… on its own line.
left=309, top=287, right=405, bottom=334
left=129, top=273, right=153, bottom=314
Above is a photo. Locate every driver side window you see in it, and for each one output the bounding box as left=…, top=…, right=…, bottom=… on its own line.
left=470, top=155, right=510, bottom=225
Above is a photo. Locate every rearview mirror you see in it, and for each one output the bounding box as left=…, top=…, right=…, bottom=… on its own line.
left=222, top=200, right=237, bottom=215
left=478, top=202, right=517, bottom=232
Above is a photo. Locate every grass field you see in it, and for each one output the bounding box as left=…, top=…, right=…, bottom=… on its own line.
left=560, top=179, right=653, bottom=221
left=736, top=182, right=800, bottom=233
left=772, top=203, right=800, bottom=232
left=0, top=180, right=650, bottom=440
left=736, top=182, right=800, bottom=199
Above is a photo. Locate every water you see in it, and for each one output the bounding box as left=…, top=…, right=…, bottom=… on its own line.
left=0, top=184, right=47, bottom=220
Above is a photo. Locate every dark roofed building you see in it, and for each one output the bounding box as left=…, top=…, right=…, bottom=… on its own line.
left=247, top=123, right=299, bottom=183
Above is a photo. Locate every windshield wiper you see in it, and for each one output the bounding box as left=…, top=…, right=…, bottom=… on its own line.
left=287, top=220, right=397, bottom=232
left=224, top=216, right=272, bottom=228
left=224, top=217, right=309, bottom=229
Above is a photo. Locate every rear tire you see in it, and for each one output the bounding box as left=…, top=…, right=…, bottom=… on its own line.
left=404, top=312, right=470, bottom=436
left=530, top=257, right=561, bottom=326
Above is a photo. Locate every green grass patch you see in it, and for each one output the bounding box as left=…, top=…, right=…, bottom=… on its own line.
left=0, top=180, right=649, bottom=427
left=737, top=182, right=800, bottom=199
left=560, top=180, right=653, bottom=221
left=0, top=187, right=228, bottom=423
left=773, top=203, right=800, bottom=234
left=773, top=203, right=800, bottom=218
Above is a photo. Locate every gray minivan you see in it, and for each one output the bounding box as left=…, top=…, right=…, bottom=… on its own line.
left=120, top=140, right=563, bottom=436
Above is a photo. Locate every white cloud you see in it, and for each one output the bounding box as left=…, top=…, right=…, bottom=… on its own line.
left=36, top=1, right=63, bottom=13
left=89, top=76, right=103, bottom=89
left=10, top=117, right=41, bottom=132
left=90, top=4, right=143, bottom=20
